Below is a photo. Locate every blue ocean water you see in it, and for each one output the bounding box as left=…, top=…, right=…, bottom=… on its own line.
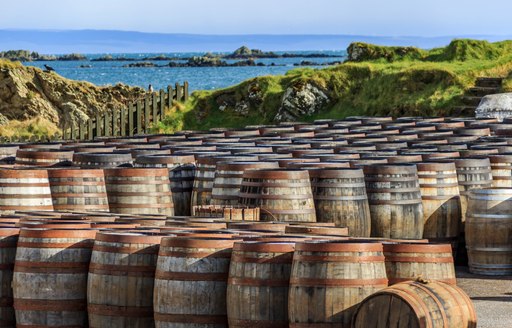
left=22, top=51, right=346, bottom=92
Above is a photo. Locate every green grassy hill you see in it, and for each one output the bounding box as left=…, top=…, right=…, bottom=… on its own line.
left=157, top=39, right=512, bottom=132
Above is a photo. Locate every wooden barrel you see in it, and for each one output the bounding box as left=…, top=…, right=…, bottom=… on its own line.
left=87, top=232, right=163, bottom=328
left=466, top=188, right=512, bottom=275
left=227, top=241, right=295, bottom=328
left=0, top=169, right=54, bottom=214
left=239, top=169, right=316, bottom=222
left=104, top=167, right=174, bottom=215
left=308, top=168, right=371, bottom=237
left=153, top=237, right=238, bottom=328
left=73, top=152, right=133, bottom=168
left=191, top=205, right=260, bottom=221
left=191, top=155, right=256, bottom=208
left=288, top=241, right=387, bottom=327
left=15, top=149, right=74, bottom=167
left=416, top=162, right=461, bottom=248
left=211, top=161, right=279, bottom=206
left=363, top=164, right=424, bottom=239
left=0, top=145, right=19, bottom=164
left=454, top=157, right=493, bottom=221
left=0, top=228, right=19, bottom=327
left=13, top=228, right=97, bottom=327
left=353, top=280, right=477, bottom=328
left=47, top=168, right=109, bottom=212
left=489, top=154, right=512, bottom=188
left=383, top=243, right=456, bottom=285
left=134, top=154, right=196, bottom=216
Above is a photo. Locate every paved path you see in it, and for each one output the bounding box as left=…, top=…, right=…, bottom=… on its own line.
left=456, top=267, right=512, bottom=328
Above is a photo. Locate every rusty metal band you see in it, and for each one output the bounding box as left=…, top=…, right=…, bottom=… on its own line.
left=377, top=287, right=431, bottom=328
left=311, top=182, right=365, bottom=188
left=313, top=195, right=368, bottom=201
left=260, top=209, right=315, bottom=215
left=49, top=181, right=105, bottom=187
left=0, top=183, right=49, bottom=187
left=0, top=241, right=18, bottom=248
left=388, top=278, right=457, bottom=285
left=0, top=194, right=51, bottom=199
left=418, top=182, right=459, bottom=188
left=0, top=263, right=14, bottom=270
left=293, top=255, right=384, bottom=263
left=240, top=181, right=311, bottom=188
left=0, top=296, right=12, bottom=306
left=492, top=176, right=512, bottom=180
left=289, top=277, right=388, bottom=287
left=233, top=242, right=295, bottom=253
left=89, top=263, right=155, bottom=276
left=155, top=270, right=228, bottom=281
left=17, top=241, right=94, bottom=248
left=384, top=243, right=453, bottom=253
left=239, top=193, right=312, bottom=200
left=13, top=299, right=86, bottom=311
left=50, top=193, right=108, bottom=198
left=158, top=250, right=232, bottom=258
left=228, top=277, right=290, bottom=287
left=161, top=238, right=236, bottom=248
left=231, top=254, right=293, bottom=264
left=228, top=318, right=287, bottom=328
left=385, top=256, right=454, bottom=263
left=365, top=187, right=419, bottom=193
left=154, top=312, right=227, bottom=324
left=87, top=304, right=153, bottom=317
left=47, top=170, right=104, bottom=178
left=0, top=205, right=54, bottom=210
left=15, top=261, right=89, bottom=273
left=369, top=199, right=422, bottom=205
left=289, top=323, right=346, bottom=327
left=421, top=195, right=459, bottom=201
left=92, top=245, right=158, bottom=254
left=295, top=242, right=383, bottom=252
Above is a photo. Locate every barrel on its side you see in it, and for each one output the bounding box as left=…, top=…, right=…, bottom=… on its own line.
left=352, top=280, right=477, bottom=328
left=466, top=188, right=512, bottom=275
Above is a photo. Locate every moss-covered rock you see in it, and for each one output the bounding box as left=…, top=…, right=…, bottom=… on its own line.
left=347, top=42, right=425, bottom=62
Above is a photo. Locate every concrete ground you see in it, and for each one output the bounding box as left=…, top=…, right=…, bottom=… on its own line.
left=456, top=266, right=512, bottom=328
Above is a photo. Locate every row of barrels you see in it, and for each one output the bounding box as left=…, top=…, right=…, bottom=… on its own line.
left=0, top=221, right=474, bottom=328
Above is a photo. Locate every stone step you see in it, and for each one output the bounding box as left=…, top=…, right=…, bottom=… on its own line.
left=468, top=86, right=501, bottom=97
left=476, top=77, right=504, bottom=88
left=452, top=106, right=477, bottom=116
left=462, top=96, right=483, bottom=106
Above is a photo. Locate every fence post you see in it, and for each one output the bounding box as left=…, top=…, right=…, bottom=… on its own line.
left=88, top=119, right=93, bottom=140
left=167, top=85, right=173, bottom=108
left=183, top=81, right=189, bottom=101
left=175, top=82, right=182, bottom=102
left=120, top=108, right=126, bottom=136
left=79, top=120, right=85, bottom=140
left=136, top=100, right=142, bottom=135
left=144, top=94, right=150, bottom=134
left=128, top=103, right=134, bottom=136
left=70, top=123, right=76, bottom=140
left=96, top=113, right=101, bottom=137
left=104, top=112, right=110, bottom=137
left=152, top=93, right=158, bottom=126
left=111, top=110, right=117, bottom=137
left=159, top=89, right=165, bottom=121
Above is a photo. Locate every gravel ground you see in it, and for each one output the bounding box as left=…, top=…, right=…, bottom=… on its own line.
left=456, top=266, right=512, bottom=328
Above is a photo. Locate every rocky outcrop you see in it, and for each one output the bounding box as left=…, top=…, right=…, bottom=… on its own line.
left=476, top=93, right=512, bottom=121
left=274, top=82, right=329, bottom=122
left=0, top=61, right=145, bottom=132
left=347, top=42, right=424, bottom=62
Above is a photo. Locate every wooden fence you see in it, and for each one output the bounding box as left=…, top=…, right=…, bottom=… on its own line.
left=63, top=82, right=188, bottom=140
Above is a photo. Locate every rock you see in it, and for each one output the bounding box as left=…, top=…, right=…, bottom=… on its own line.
left=123, top=62, right=156, bottom=68
left=347, top=42, right=423, bottom=62
left=274, top=82, right=329, bottom=122
left=57, top=53, right=87, bottom=61
left=475, top=93, right=512, bottom=121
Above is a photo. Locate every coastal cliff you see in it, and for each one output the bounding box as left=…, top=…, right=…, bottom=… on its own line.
left=0, top=60, right=145, bottom=138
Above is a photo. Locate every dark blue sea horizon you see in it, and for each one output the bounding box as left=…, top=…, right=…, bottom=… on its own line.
left=22, top=50, right=346, bottom=92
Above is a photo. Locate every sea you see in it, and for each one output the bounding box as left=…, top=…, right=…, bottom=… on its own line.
left=22, top=51, right=346, bottom=92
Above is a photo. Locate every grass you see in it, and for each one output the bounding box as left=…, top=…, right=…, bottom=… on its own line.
left=160, top=39, right=512, bottom=131
left=0, top=117, right=60, bottom=140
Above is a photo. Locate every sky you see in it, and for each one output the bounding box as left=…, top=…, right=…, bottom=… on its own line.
left=1, top=0, right=512, bottom=36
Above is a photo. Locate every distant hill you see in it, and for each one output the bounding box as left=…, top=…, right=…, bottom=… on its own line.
left=1, top=29, right=511, bottom=53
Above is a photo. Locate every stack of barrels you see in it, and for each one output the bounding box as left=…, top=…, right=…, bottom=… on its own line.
left=0, top=115, right=510, bottom=326
left=0, top=213, right=475, bottom=328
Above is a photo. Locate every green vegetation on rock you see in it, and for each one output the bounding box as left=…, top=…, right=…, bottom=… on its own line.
left=160, top=39, right=512, bottom=131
